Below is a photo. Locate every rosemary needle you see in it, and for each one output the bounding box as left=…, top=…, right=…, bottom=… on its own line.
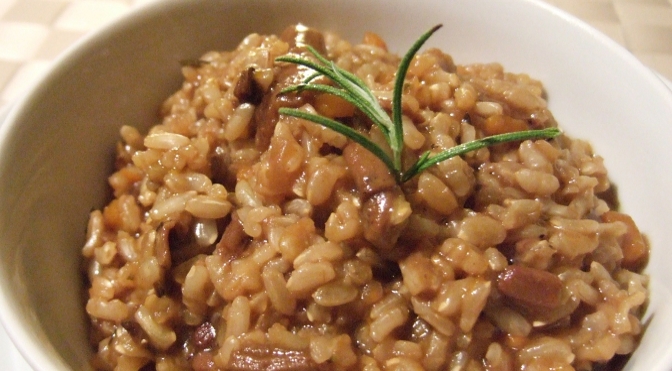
left=276, top=25, right=561, bottom=184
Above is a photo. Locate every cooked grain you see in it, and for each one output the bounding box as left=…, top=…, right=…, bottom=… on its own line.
left=82, top=25, right=649, bottom=371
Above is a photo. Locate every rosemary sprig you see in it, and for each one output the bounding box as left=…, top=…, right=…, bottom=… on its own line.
left=275, top=25, right=561, bottom=183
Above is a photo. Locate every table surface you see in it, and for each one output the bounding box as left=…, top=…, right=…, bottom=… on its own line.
left=1, top=0, right=672, bottom=111
left=0, top=0, right=671, bottom=369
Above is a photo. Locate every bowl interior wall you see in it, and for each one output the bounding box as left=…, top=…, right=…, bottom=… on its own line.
left=0, top=0, right=672, bottom=370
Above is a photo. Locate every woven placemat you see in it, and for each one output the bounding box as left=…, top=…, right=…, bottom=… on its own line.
left=547, top=0, right=672, bottom=80
left=0, top=0, right=671, bottom=110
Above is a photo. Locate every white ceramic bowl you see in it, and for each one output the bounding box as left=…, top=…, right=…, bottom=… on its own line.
left=1, top=0, right=672, bottom=370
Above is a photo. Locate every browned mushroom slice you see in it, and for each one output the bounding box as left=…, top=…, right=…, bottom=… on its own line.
left=227, top=344, right=332, bottom=371
left=191, top=321, right=217, bottom=350
left=234, top=67, right=264, bottom=105
left=343, top=141, right=415, bottom=253
left=253, top=25, right=328, bottom=150
left=497, top=264, right=563, bottom=309
left=155, top=221, right=174, bottom=268
left=280, top=24, right=327, bottom=54
left=342, top=141, right=396, bottom=197
left=253, top=64, right=311, bottom=150
left=361, top=189, right=410, bottom=252
left=215, top=211, right=248, bottom=262
left=600, top=210, right=649, bottom=270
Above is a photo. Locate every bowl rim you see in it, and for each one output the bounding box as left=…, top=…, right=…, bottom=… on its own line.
left=525, top=0, right=672, bottom=104
left=0, top=1, right=181, bottom=369
left=1, top=0, right=672, bottom=370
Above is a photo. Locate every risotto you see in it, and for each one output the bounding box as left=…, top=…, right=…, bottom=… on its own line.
left=82, top=24, right=649, bottom=371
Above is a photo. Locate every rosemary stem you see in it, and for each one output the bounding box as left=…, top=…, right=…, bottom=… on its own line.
left=392, top=24, right=443, bottom=172
left=278, top=107, right=399, bottom=177
left=400, top=127, right=561, bottom=183
left=275, top=25, right=562, bottom=186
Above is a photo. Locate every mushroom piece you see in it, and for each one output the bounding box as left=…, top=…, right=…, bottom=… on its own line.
left=227, top=344, right=332, bottom=371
